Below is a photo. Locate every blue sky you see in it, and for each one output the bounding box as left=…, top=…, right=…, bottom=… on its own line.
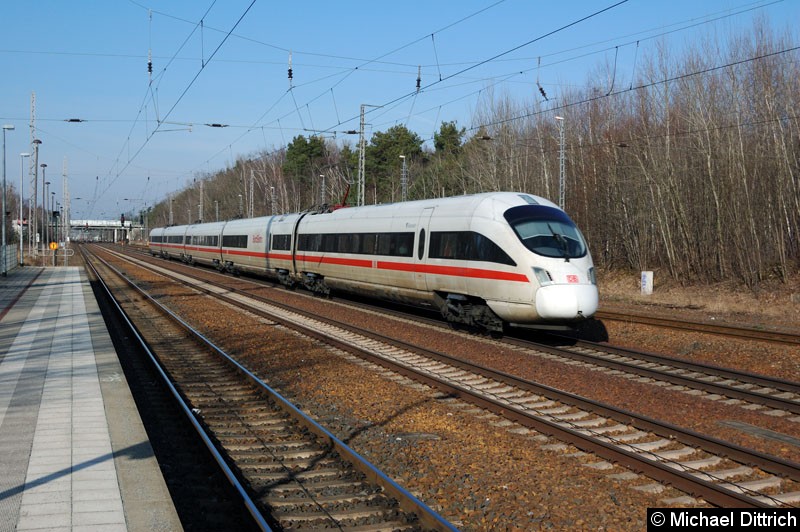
left=1, top=0, right=797, bottom=218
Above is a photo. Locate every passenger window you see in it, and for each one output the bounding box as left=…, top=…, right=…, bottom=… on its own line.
left=418, top=229, right=425, bottom=260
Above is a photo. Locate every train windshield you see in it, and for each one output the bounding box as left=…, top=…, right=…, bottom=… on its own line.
left=504, top=205, right=588, bottom=259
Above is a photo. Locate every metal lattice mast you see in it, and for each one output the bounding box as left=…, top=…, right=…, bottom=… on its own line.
left=30, top=92, right=37, bottom=255
left=556, top=115, right=565, bottom=210
left=249, top=169, right=254, bottom=217
left=356, top=104, right=380, bottom=207
left=400, top=155, right=407, bottom=202
left=357, top=104, right=366, bottom=207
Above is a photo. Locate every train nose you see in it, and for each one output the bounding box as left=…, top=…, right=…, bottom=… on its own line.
left=535, top=284, right=599, bottom=320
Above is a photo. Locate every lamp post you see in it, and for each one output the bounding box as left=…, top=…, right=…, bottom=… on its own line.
left=56, top=201, right=60, bottom=240
left=30, top=139, right=41, bottom=255
left=50, top=191, right=55, bottom=251
left=42, top=178, right=50, bottom=255
left=2, top=124, right=14, bottom=276
left=555, top=116, right=565, bottom=210
left=50, top=193, right=55, bottom=266
left=19, top=152, right=30, bottom=266
left=41, top=165, right=48, bottom=255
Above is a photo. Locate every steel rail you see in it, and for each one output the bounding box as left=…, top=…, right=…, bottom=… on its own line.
left=596, top=310, right=800, bottom=346
left=130, top=245, right=800, bottom=414
left=504, top=336, right=800, bottom=415
left=86, top=245, right=459, bottom=532
left=100, top=245, right=800, bottom=509
left=81, top=247, right=274, bottom=531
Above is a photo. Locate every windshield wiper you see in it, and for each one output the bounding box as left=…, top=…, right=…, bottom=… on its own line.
left=547, top=223, right=570, bottom=261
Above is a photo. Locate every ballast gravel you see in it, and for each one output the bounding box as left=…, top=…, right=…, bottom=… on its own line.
left=121, top=263, right=798, bottom=530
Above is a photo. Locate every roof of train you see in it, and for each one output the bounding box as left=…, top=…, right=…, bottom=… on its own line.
left=151, top=192, right=560, bottom=232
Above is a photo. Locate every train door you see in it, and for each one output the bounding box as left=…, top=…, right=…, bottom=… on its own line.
left=414, top=207, right=433, bottom=291
left=263, top=216, right=275, bottom=271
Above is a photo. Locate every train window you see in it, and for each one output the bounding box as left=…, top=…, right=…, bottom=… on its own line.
left=322, top=234, right=338, bottom=253
left=196, top=235, right=218, bottom=247
left=418, top=229, right=425, bottom=260
left=337, top=234, right=352, bottom=253
left=272, top=234, right=291, bottom=250
left=222, top=235, right=248, bottom=248
left=375, top=233, right=413, bottom=257
left=299, top=233, right=321, bottom=252
left=504, top=205, right=588, bottom=259
left=360, top=233, right=376, bottom=254
left=430, top=232, right=466, bottom=260
left=473, top=233, right=516, bottom=265
left=430, top=231, right=516, bottom=266
left=296, top=232, right=414, bottom=257
left=394, top=233, right=414, bottom=257
left=376, top=234, right=392, bottom=256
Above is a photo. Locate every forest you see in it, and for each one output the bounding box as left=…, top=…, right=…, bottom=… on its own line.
left=145, top=21, right=798, bottom=288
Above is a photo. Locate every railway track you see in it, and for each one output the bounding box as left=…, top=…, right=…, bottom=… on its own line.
left=499, top=336, right=800, bottom=417
left=79, top=250, right=263, bottom=531
left=595, top=310, right=800, bottom=346
left=117, top=245, right=800, bottom=417
left=82, top=245, right=457, bottom=531
left=317, top=292, right=800, bottom=418
left=97, top=245, right=800, bottom=508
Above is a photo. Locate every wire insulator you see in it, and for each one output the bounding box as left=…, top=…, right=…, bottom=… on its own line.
left=538, top=86, right=548, bottom=100
left=288, top=51, right=293, bottom=88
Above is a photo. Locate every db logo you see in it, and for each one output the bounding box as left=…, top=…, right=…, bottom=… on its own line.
left=566, top=274, right=579, bottom=284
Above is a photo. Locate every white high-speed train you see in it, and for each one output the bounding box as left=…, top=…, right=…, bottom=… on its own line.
left=149, top=192, right=598, bottom=332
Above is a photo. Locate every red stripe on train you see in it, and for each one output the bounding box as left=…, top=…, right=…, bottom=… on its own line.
left=151, top=245, right=529, bottom=283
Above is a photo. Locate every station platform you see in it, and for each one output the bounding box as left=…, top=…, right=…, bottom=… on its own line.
left=0, top=267, right=181, bottom=531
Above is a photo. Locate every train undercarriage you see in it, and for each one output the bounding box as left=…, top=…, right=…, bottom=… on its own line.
left=432, top=292, right=505, bottom=334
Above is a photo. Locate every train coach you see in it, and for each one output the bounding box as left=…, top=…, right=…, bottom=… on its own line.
left=149, top=192, right=598, bottom=332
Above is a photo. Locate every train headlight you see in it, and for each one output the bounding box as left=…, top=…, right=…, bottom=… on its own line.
left=532, top=267, right=553, bottom=286
left=588, top=267, right=597, bottom=285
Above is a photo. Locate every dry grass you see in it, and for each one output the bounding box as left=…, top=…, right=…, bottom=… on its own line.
left=597, top=268, right=800, bottom=331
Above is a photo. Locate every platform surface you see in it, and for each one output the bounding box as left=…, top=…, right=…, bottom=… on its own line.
left=0, top=267, right=181, bottom=532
